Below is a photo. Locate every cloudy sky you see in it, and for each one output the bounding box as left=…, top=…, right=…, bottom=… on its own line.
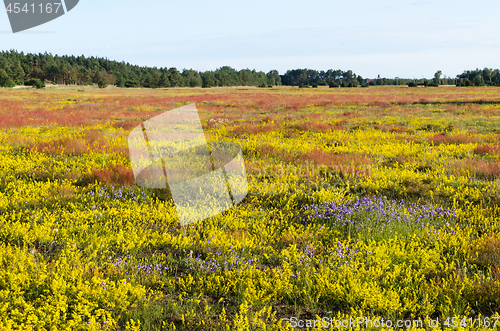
left=1, top=0, right=499, bottom=79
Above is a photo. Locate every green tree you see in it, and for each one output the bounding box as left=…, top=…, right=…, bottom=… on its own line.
left=125, top=79, right=140, bottom=88
left=78, top=67, right=92, bottom=85
left=201, top=71, right=215, bottom=87
left=159, top=71, right=171, bottom=87
left=433, top=70, right=442, bottom=86
left=11, top=61, right=25, bottom=84
left=239, top=69, right=253, bottom=86
left=0, top=69, right=15, bottom=87
left=182, top=69, right=202, bottom=87
left=266, top=70, right=281, bottom=86
left=168, top=68, right=184, bottom=87
left=115, top=73, right=125, bottom=87
left=216, top=66, right=240, bottom=86
left=142, top=73, right=158, bottom=88
left=25, top=78, right=45, bottom=89
left=0, top=57, right=12, bottom=76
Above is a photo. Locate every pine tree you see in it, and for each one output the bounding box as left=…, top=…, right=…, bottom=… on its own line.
left=0, top=69, right=15, bottom=87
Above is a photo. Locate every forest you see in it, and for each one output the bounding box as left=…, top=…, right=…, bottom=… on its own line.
left=1, top=50, right=500, bottom=88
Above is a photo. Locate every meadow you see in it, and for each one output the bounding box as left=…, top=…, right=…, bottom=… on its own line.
left=0, top=84, right=499, bottom=330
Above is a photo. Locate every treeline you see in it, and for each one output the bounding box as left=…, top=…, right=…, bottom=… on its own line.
left=368, top=69, right=500, bottom=87
left=1, top=50, right=500, bottom=88
left=0, top=50, right=280, bottom=88
left=0, top=50, right=372, bottom=89
left=281, top=69, right=500, bottom=87
left=280, top=69, right=365, bottom=86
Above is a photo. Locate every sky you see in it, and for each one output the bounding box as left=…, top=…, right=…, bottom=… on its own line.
left=1, top=0, right=500, bottom=79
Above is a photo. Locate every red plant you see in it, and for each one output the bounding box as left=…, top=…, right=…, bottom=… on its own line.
left=81, top=165, right=136, bottom=187
left=471, top=234, right=500, bottom=269
left=453, top=158, right=500, bottom=180
left=428, top=133, right=479, bottom=145
left=298, top=149, right=371, bottom=178
left=474, top=144, right=500, bottom=156
left=26, top=129, right=110, bottom=156
left=231, top=123, right=278, bottom=135
left=28, top=136, right=89, bottom=156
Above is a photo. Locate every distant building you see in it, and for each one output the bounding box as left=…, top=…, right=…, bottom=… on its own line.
left=366, top=75, right=382, bottom=83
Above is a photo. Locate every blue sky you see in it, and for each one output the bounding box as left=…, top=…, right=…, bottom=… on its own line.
left=1, top=0, right=499, bottom=79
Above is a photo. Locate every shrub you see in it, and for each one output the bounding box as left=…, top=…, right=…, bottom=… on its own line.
left=311, top=84, right=318, bottom=88
left=98, top=78, right=108, bottom=89
left=408, top=82, right=418, bottom=87
left=25, top=78, right=46, bottom=89
left=329, top=82, right=339, bottom=88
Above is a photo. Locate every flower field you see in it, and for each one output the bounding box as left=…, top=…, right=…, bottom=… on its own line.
left=0, top=85, right=500, bottom=330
